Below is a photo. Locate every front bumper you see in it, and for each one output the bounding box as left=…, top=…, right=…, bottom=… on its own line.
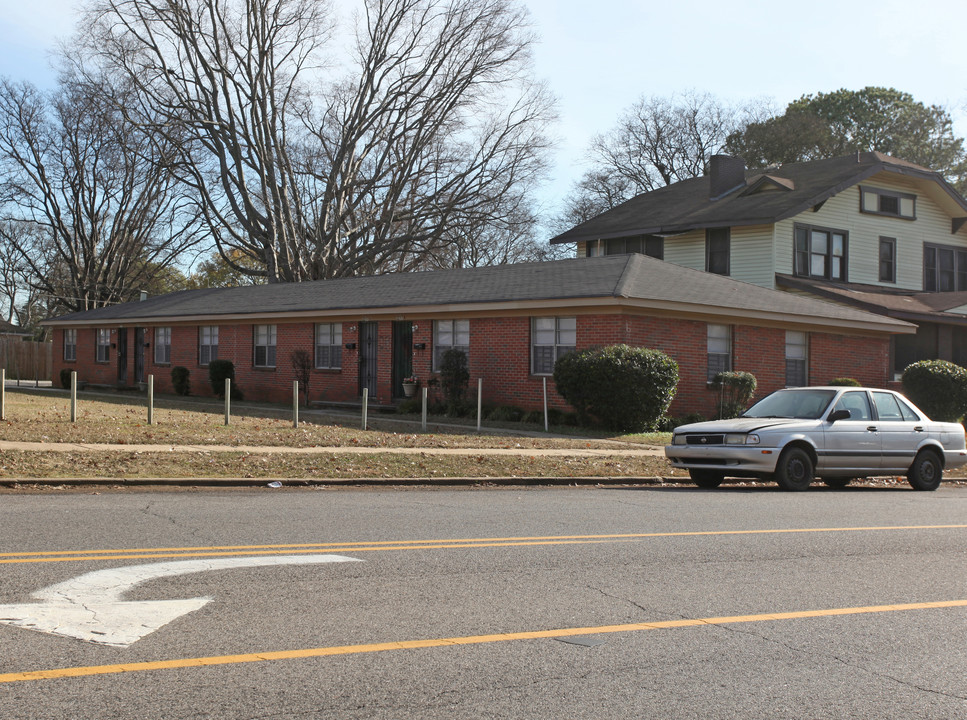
left=664, top=445, right=781, bottom=475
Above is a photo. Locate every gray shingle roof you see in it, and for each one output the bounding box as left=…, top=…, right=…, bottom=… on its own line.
left=44, top=255, right=912, bottom=334
left=550, top=152, right=967, bottom=245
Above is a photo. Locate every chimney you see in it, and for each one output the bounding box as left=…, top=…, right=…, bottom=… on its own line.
left=709, top=155, right=746, bottom=200
left=139, top=290, right=148, bottom=302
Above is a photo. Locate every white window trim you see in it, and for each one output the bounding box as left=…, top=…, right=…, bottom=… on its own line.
left=433, top=319, right=470, bottom=372
left=155, top=327, right=172, bottom=364
left=315, top=322, right=343, bottom=369
left=785, top=330, right=808, bottom=387
left=707, top=324, right=732, bottom=382
left=254, top=324, right=277, bottom=368
left=199, top=326, right=218, bottom=366
left=531, top=317, right=576, bottom=376
left=95, top=328, right=111, bottom=363
left=64, top=329, right=77, bottom=362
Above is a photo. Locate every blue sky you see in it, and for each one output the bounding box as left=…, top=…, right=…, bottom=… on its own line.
left=1, top=0, right=965, bottom=219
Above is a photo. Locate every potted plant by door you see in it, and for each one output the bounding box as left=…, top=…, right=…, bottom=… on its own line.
left=402, top=376, right=419, bottom=398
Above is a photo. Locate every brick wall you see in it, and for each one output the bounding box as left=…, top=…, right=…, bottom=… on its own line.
left=52, top=314, right=892, bottom=419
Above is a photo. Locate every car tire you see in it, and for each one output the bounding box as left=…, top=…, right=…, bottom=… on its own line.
left=775, top=447, right=814, bottom=491
left=689, top=469, right=724, bottom=488
left=823, top=478, right=851, bottom=489
left=908, top=450, right=943, bottom=491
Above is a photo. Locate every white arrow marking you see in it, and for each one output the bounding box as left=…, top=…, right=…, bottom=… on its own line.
left=0, top=554, right=361, bottom=647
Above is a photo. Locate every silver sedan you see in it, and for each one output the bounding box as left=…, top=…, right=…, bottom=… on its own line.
left=664, top=386, right=967, bottom=491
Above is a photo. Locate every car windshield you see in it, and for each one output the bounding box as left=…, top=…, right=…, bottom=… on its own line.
left=742, top=389, right=837, bottom=419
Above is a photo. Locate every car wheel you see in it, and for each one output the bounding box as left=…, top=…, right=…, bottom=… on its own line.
left=908, top=450, right=943, bottom=491
left=689, top=469, right=724, bottom=488
left=775, top=447, right=814, bottom=491
left=823, top=478, right=851, bottom=489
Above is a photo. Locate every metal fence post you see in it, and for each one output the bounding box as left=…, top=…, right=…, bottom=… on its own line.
left=293, top=380, right=299, bottom=428
left=421, top=387, right=428, bottom=432
left=543, top=377, right=549, bottom=432
left=477, top=378, right=482, bottom=432
left=0, top=368, right=5, bottom=421
left=147, top=374, right=155, bottom=425
left=362, top=387, right=369, bottom=430
left=70, top=371, right=77, bottom=423
left=224, top=378, right=231, bottom=426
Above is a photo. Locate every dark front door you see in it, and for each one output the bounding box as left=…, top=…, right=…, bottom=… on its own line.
left=392, top=321, right=413, bottom=398
left=134, top=327, right=145, bottom=384
left=358, top=322, right=378, bottom=398
left=117, top=327, right=128, bottom=385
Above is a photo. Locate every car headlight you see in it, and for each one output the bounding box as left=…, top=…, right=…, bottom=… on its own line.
left=726, top=433, right=759, bottom=445
left=746, top=434, right=759, bottom=445
left=672, top=434, right=686, bottom=446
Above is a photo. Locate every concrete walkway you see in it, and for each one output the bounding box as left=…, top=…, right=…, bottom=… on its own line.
left=0, top=440, right=666, bottom=457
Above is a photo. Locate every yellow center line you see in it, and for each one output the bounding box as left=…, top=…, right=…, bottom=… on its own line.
left=1, top=524, right=966, bottom=565
left=2, top=599, right=965, bottom=684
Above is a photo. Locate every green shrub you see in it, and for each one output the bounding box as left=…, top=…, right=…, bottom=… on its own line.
left=395, top=397, right=422, bottom=415
left=521, top=410, right=544, bottom=425
left=486, top=405, right=525, bottom=423
left=901, top=360, right=967, bottom=421
left=59, top=368, right=73, bottom=389
left=171, top=366, right=191, bottom=396
left=208, top=359, right=243, bottom=399
left=553, top=344, right=679, bottom=432
left=829, top=377, right=862, bottom=387
left=440, top=348, right=470, bottom=416
left=660, top=412, right=707, bottom=431
left=711, top=370, right=757, bottom=419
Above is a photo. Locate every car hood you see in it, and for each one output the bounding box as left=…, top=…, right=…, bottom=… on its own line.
left=673, top=417, right=815, bottom=434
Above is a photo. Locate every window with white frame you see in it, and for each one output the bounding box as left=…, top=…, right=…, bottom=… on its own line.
left=433, top=319, right=470, bottom=371
left=531, top=317, right=576, bottom=375
left=707, top=324, right=731, bottom=382
left=785, top=331, right=807, bottom=387
left=95, top=328, right=111, bottom=363
left=253, top=324, right=277, bottom=367
left=199, top=326, right=218, bottom=366
left=315, top=323, right=342, bottom=369
left=64, top=329, right=76, bottom=361
left=154, top=327, right=172, bottom=364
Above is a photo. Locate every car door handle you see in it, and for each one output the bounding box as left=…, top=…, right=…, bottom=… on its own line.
left=914, top=426, right=924, bottom=432
left=867, top=426, right=878, bottom=432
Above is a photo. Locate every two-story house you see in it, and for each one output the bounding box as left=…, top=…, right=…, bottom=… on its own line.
left=550, top=152, right=967, bottom=378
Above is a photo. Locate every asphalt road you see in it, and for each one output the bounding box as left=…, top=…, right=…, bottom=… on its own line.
left=2, top=484, right=967, bottom=719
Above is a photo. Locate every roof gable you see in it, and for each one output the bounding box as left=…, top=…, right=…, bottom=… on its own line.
left=550, top=152, right=967, bottom=245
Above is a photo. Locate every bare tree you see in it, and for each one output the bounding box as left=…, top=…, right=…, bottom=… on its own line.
left=0, top=75, right=205, bottom=314
left=557, top=91, right=762, bottom=227
left=82, top=0, right=554, bottom=283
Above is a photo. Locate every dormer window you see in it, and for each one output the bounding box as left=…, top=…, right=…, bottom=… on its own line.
left=860, top=185, right=916, bottom=220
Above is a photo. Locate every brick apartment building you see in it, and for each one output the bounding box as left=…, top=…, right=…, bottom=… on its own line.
left=44, top=255, right=910, bottom=419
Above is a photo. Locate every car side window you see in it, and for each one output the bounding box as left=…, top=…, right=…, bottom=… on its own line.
left=895, top=396, right=922, bottom=422
left=833, top=391, right=871, bottom=421
left=872, top=392, right=904, bottom=421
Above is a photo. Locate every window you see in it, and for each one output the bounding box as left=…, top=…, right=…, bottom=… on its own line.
left=315, top=323, right=342, bottom=369
left=923, top=243, right=967, bottom=292
left=860, top=185, right=916, bottom=219
left=589, top=235, right=665, bottom=259
left=433, top=319, right=470, bottom=371
left=532, top=317, right=576, bottom=375
left=64, top=329, right=76, bottom=362
left=199, top=326, right=218, bottom=366
left=832, top=391, right=872, bottom=421
left=785, top=331, right=807, bottom=387
left=879, top=237, right=896, bottom=283
left=794, top=224, right=847, bottom=281
left=705, top=228, right=730, bottom=275
left=154, top=327, right=171, bottom=364
left=95, top=328, right=110, bottom=363
left=253, top=324, right=277, bottom=367
left=707, top=324, right=731, bottom=382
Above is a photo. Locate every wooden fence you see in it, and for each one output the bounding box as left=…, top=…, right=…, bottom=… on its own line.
left=0, top=338, right=53, bottom=384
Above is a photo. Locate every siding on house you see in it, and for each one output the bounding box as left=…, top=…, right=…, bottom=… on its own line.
left=774, top=171, right=967, bottom=290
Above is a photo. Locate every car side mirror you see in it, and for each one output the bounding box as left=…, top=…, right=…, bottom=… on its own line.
left=827, top=409, right=851, bottom=422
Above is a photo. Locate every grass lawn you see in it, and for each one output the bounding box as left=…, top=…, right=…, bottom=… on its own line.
left=0, top=389, right=680, bottom=481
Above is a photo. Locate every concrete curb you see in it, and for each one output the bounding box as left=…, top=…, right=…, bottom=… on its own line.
left=1, top=475, right=681, bottom=488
